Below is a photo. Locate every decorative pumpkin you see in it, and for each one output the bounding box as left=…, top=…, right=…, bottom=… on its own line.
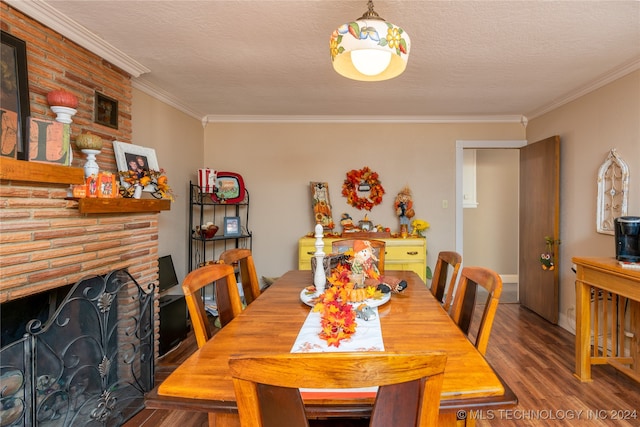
left=46, top=89, right=79, bottom=109
left=75, top=133, right=103, bottom=150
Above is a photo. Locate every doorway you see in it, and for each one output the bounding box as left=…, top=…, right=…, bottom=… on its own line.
left=455, top=140, right=527, bottom=302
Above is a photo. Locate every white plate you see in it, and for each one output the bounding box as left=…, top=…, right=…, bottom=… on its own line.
left=300, top=288, right=390, bottom=308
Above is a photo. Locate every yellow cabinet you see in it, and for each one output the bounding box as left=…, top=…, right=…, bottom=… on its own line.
left=298, top=236, right=427, bottom=281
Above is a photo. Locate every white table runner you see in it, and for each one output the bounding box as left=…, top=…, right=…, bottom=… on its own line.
left=291, top=307, right=384, bottom=353
left=291, top=306, right=384, bottom=398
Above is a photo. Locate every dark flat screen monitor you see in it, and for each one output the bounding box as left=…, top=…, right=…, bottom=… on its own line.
left=158, top=255, right=179, bottom=292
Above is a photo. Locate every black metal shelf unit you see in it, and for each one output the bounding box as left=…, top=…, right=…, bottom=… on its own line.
left=188, top=181, right=252, bottom=272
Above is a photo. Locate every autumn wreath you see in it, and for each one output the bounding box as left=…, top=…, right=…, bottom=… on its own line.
left=341, top=167, right=384, bottom=211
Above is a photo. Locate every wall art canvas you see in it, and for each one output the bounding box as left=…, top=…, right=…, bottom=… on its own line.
left=1, top=31, right=30, bottom=159
left=94, top=92, right=118, bottom=129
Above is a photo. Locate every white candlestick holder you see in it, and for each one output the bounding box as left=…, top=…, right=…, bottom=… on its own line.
left=313, top=223, right=326, bottom=297
left=81, top=149, right=101, bottom=178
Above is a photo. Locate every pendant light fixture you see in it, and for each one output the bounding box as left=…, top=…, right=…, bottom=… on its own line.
left=330, top=0, right=410, bottom=81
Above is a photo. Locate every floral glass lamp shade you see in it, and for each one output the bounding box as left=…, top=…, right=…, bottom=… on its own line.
left=330, top=0, right=410, bottom=81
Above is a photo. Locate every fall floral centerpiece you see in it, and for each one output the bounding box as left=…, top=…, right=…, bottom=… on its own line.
left=311, top=253, right=385, bottom=347
left=312, top=264, right=357, bottom=347
left=118, top=168, right=175, bottom=201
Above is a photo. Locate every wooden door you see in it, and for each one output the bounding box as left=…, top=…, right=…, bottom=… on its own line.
left=519, top=136, right=560, bottom=324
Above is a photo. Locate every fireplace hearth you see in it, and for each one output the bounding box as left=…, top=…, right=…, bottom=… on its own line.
left=0, top=270, right=155, bottom=426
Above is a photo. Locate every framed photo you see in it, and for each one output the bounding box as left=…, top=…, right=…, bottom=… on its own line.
left=27, top=118, right=71, bottom=165
left=1, top=31, right=31, bottom=159
left=310, top=182, right=334, bottom=230
left=94, top=92, right=118, bottom=129
left=113, top=141, right=159, bottom=192
left=224, top=216, right=242, bottom=237
left=211, top=171, right=246, bottom=203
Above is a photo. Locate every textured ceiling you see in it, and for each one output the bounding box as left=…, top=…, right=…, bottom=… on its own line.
left=8, top=0, right=640, bottom=122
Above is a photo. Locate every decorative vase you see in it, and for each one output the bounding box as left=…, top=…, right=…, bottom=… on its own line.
left=81, top=149, right=101, bottom=178
left=133, top=184, right=143, bottom=199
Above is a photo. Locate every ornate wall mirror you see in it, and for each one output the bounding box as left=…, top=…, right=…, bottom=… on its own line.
left=597, top=149, right=629, bottom=234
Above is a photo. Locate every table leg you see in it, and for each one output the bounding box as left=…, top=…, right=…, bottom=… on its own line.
left=574, top=275, right=592, bottom=381
left=632, top=300, right=640, bottom=377
left=209, top=412, right=240, bottom=427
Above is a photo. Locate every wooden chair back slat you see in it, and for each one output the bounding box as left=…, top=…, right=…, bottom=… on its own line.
left=449, top=266, right=503, bottom=355
left=181, top=263, right=242, bottom=348
left=430, top=251, right=462, bottom=310
left=229, top=351, right=447, bottom=427
left=219, top=248, right=262, bottom=305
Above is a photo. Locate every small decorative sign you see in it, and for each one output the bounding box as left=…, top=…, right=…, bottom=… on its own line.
left=97, top=172, right=118, bottom=198
left=211, top=172, right=245, bottom=203
left=310, top=182, right=334, bottom=230
left=27, top=117, right=71, bottom=165
left=86, top=175, right=99, bottom=198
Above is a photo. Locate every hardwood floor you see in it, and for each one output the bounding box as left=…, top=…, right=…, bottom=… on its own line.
left=475, top=303, right=640, bottom=427
left=125, top=303, right=640, bottom=426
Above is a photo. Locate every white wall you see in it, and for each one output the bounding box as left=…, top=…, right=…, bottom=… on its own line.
left=132, top=88, right=204, bottom=283
left=463, top=149, right=520, bottom=275
left=203, top=122, right=524, bottom=281
left=527, top=70, right=640, bottom=332
left=133, top=70, right=638, bottom=333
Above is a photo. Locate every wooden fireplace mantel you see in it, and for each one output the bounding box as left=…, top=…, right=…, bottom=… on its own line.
left=77, top=198, right=171, bottom=214
left=0, top=157, right=85, bottom=185
left=1, top=158, right=171, bottom=214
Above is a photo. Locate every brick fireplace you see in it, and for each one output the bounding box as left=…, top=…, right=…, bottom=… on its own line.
left=1, top=5, right=165, bottom=424
left=1, top=4, right=163, bottom=352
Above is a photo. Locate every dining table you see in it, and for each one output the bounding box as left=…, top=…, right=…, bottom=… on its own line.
left=147, top=270, right=516, bottom=426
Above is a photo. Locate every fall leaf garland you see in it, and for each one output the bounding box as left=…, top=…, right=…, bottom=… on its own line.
left=313, top=264, right=357, bottom=347
left=341, top=167, right=384, bottom=211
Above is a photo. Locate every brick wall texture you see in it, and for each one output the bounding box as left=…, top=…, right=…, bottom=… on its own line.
left=0, top=1, right=160, bottom=333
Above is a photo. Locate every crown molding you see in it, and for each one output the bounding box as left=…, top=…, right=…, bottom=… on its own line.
left=132, top=78, right=204, bottom=120
left=527, top=56, right=640, bottom=119
left=6, top=0, right=150, bottom=77
left=201, top=114, right=525, bottom=124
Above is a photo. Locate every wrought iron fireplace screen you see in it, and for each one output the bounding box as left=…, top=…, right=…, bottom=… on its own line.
left=0, top=269, right=155, bottom=426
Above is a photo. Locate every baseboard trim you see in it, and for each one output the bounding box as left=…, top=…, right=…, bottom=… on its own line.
left=500, top=274, right=518, bottom=284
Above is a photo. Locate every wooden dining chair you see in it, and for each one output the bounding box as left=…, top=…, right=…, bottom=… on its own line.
left=181, top=263, right=243, bottom=348
left=229, top=351, right=447, bottom=427
left=331, top=239, right=386, bottom=274
left=218, top=248, right=262, bottom=305
left=448, top=266, right=503, bottom=356
left=430, top=251, right=462, bottom=311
